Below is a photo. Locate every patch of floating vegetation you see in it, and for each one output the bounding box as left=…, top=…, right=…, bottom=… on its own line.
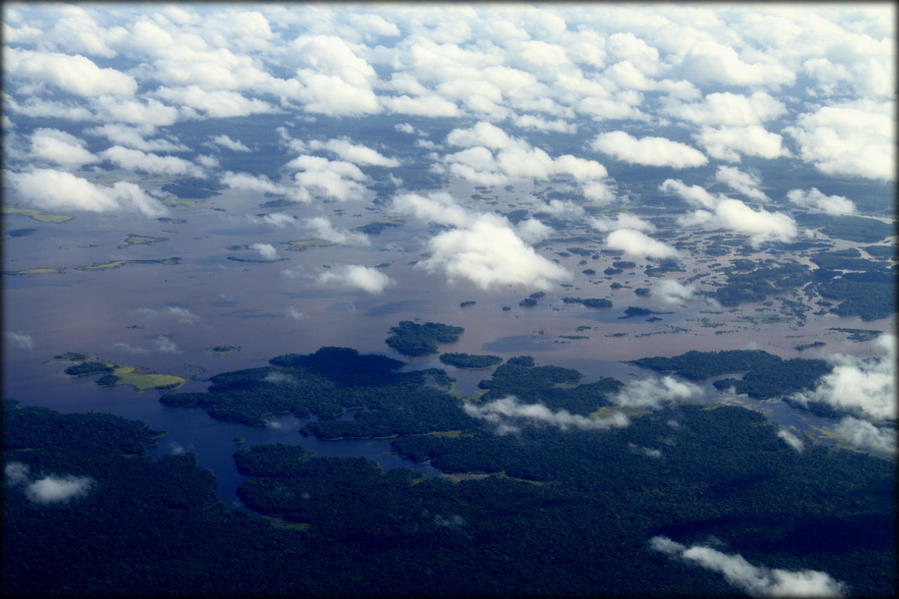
left=59, top=243, right=99, bottom=250
left=10, top=267, right=65, bottom=275
left=120, top=234, right=168, bottom=248
left=210, top=345, right=241, bottom=354
left=3, top=205, right=73, bottom=223
left=353, top=218, right=405, bottom=235
left=286, top=238, right=337, bottom=251
left=829, top=328, right=882, bottom=342
left=76, top=257, right=181, bottom=271
left=55, top=352, right=186, bottom=392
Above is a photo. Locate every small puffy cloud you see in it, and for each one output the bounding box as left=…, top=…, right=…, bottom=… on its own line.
left=515, top=218, right=554, bottom=244
left=138, top=306, right=199, bottom=325
left=210, top=134, right=250, bottom=152
left=5, top=462, right=30, bottom=485
left=786, top=188, right=856, bottom=216
left=92, top=96, right=179, bottom=127
left=591, top=131, right=707, bottom=168
left=285, top=155, right=367, bottom=202
left=662, top=91, right=785, bottom=126
left=154, top=335, right=179, bottom=353
left=5, top=48, right=137, bottom=96
left=318, top=265, right=393, bottom=294
left=101, top=146, right=203, bottom=177
left=251, top=242, right=278, bottom=260
left=392, top=191, right=472, bottom=228
left=383, top=94, right=461, bottom=117
left=110, top=342, right=150, bottom=354
left=650, top=536, right=845, bottom=597
left=447, top=121, right=514, bottom=150
left=287, top=307, right=305, bottom=320
left=5, top=331, right=35, bottom=350
left=155, top=85, right=275, bottom=119
left=659, top=178, right=720, bottom=210
left=590, top=214, right=654, bottom=233
left=784, top=101, right=893, bottom=180
left=305, top=216, right=369, bottom=246
left=790, top=334, right=895, bottom=422
left=606, top=229, right=678, bottom=259
left=7, top=168, right=168, bottom=218
left=679, top=41, right=795, bottom=88
left=421, top=214, right=571, bottom=290
left=777, top=427, right=805, bottom=452
left=715, top=166, right=769, bottom=202
left=86, top=124, right=187, bottom=152
left=25, top=474, right=95, bottom=504
left=222, top=172, right=289, bottom=196
left=713, top=199, right=797, bottom=245
left=394, top=122, right=416, bottom=134
left=653, top=280, right=695, bottom=306
left=696, top=126, right=788, bottom=162
left=612, top=376, right=702, bottom=409
left=513, top=114, right=576, bottom=134
left=308, top=137, right=400, bottom=167
left=31, top=128, right=97, bottom=167
left=832, top=417, right=895, bottom=455
left=628, top=443, right=662, bottom=459
left=463, top=395, right=629, bottom=435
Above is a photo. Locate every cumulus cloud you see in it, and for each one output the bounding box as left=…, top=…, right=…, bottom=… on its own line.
left=210, top=134, right=250, bottom=152
left=650, top=536, right=845, bottom=597
left=155, top=85, right=275, bottom=119
left=463, top=395, right=629, bottom=435
left=318, top=265, right=394, bottom=294
left=86, top=124, right=187, bottom=152
left=5, top=331, right=35, bottom=350
left=6, top=168, right=168, bottom=218
left=25, top=474, right=95, bottom=504
left=653, top=280, right=695, bottom=306
left=777, top=427, right=804, bottom=452
left=590, top=214, right=654, bottom=233
left=101, top=146, right=203, bottom=177
left=591, top=131, right=707, bottom=168
left=715, top=166, right=769, bottom=202
left=421, top=214, right=571, bottom=290
left=285, top=155, right=367, bottom=202
left=515, top=218, right=554, bottom=244
left=138, top=306, right=199, bottom=325
left=392, top=191, right=472, bottom=227
left=251, top=242, right=278, bottom=260
left=606, top=229, right=678, bottom=259
left=784, top=100, right=893, bottom=180
left=662, top=91, right=786, bottom=126
left=308, top=137, right=400, bottom=167
left=31, top=128, right=97, bottom=167
left=612, top=376, right=703, bottom=409
left=832, top=417, right=895, bottom=455
left=290, top=35, right=381, bottom=116
left=305, top=216, right=369, bottom=245
left=628, top=443, right=662, bottom=458
left=5, top=462, right=31, bottom=485
left=659, top=178, right=720, bottom=210
left=154, top=335, right=179, bottom=353
left=786, top=188, right=856, bottom=216
left=5, top=47, right=137, bottom=96
left=222, top=171, right=289, bottom=196
left=790, top=334, right=895, bottom=422
left=696, top=125, right=788, bottom=162
left=679, top=41, right=795, bottom=88
left=513, top=114, right=576, bottom=134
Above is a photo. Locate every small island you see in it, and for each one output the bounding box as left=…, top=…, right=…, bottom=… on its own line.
left=563, top=297, right=613, bottom=309
left=439, top=353, right=502, bottom=369
left=56, top=352, right=186, bottom=392
left=385, top=321, right=464, bottom=356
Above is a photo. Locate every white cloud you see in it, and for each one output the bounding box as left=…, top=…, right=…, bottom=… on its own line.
left=653, top=280, right=695, bottom=306
left=659, top=179, right=720, bottom=210
left=786, top=188, right=856, bottom=216
left=7, top=168, right=168, bottom=218
left=308, top=137, right=400, bottom=167
left=662, top=91, right=785, bottom=126
left=305, top=216, right=369, bottom=245
left=650, top=536, right=845, bottom=597
left=784, top=100, right=893, bottom=180
left=790, top=334, right=895, bottom=422
left=606, top=229, right=678, bottom=259
left=515, top=218, right=554, bottom=244
left=590, top=214, right=654, bottom=233
left=211, top=134, right=250, bottom=152
left=30, top=128, right=97, bottom=167
left=25, top=474, right=94, bottom=504
left=420, top=214, right=571, bottom=290
left=591, top=131, right=707, bottom=168
left=155, top=85, right=275, bottom=119
left=383, top=93, right=461, bottom=117
left=5, top=47, right=136, bottom=96
left=101, top=146, right=203, bottom=177
left=832, top=417, right=895, bottom=455
left=5, top=462, right=30, bottom=485
left=222, top=172, right=288, bottom=195
left=513, top=114, right=576, bottom=134
left=463, top=395, right=630, bottom=435
left=4, top=96, right=95, bottom=121
left=251, top=242, right=278, bottom=260
left=139, top=306, right=199, bottom=325
left=318, top=265, right=394, bottom=294
left=612, top=376, right=702, bottom=409
left=713, top=199, right=797, bottom=245
left=715, top=166, right=769, bottom=202
left=5, top=331, right=36, bottom=350
left=155, top=335, right=179, bottom=353
left=777, top=427, right=805, bottom=452
left=679, top=40, right=795, bottom=88
left=92, top=96, right=180, bottom=126
left=86, top=124, right=187, bottom=152
left=696, top=126, right=788, bottom=162
left=285, top=155, right=367, bottom=202
left=392, top=191, right=472, bottom=227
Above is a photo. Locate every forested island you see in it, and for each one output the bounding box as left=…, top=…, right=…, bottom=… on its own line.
left=384, top=320, right=464, bottom=356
